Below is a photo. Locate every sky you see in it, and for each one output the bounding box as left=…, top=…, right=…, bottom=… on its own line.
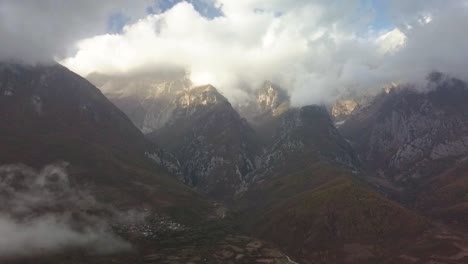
left=1, top=0, right=468, bottom=105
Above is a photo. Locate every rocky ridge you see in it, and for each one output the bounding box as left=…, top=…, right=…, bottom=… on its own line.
left=340, top=73, right=468, bottom=182
left=147, top=85, right=258, bottom=199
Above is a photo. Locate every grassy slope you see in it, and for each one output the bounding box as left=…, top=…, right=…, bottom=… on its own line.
left=237, top=163, right=430, bottom=263
left=414, top=157, right=468, bottom=229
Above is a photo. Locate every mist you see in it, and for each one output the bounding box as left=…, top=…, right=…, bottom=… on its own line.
left=0, top=163, right=131, bottom=258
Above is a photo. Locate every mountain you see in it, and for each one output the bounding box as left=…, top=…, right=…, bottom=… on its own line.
left=232, top=105, right=468, bottom=263
left=330, top=99, right=359, bottom=125
left=87, top=72, right=192, bottom=133
left=237, top=81, right=290, bottom=124
left=340, top=73, right=468, bottom=182
left=0, top=63, right=209, bottom=220
left=89, top=73, right=261, bottom=199
left=78, top=70, right=468, bottom=263
left=339, top=72, right=468, bottom=224
left=147, top=85, right=259, bottom=199
left=329, top=84, right=400, bottom=126
left=146, top=82, right=358, bottom=199
left=233, top=109, right=458, bottom=264
left=248, top=105, right=360, bottom=183
left=238, top=167, right=435, bottom=264
left=229, top=80, right=468, bottom=263
left=0, top=63, right=308, bottom=264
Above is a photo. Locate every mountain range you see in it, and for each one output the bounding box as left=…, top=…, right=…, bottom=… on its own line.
left=2, top=64, right=468, bottom=263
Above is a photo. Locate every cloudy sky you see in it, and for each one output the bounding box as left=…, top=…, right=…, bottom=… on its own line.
left=1, top=0, right=468, bottom=104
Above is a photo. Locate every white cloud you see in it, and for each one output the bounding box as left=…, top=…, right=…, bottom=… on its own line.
left=62, top=1, right=392, bottom=104
left=376, top=29, right=407, bottom=54
left=2, top=0, right=464, bottom=106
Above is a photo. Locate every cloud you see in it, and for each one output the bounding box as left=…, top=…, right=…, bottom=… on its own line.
left=62, top=1, right=391, bottom=103
left=381, top=1, right=468, bottom=83
left=0, top=163, right=131, bottom=258
left=0, top=214, right=129, bottom=257
left=0, top=0, right=152, bottom=63
left=4, top=0, right=468, bottom=105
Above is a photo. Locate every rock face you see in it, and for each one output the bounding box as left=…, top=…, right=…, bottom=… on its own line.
left=237, top=81, right=290, bottom=125
left=331, top=99, right=359, bottom=124
left=88, top=72, right=192, bottom=133
left=340, top=73, right=468, bottom=183
left=148, top=85, right=258, bottom=199
left=250, top=105, right=360, bottom=182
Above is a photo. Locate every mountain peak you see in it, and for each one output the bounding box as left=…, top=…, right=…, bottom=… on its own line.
left=340, top=73, right=468, bottom=178
left=237, top=81, right=290, bottom=123
left=180, top=84, right=228, bottom=107
left=256, top=81, right=289, bottom=114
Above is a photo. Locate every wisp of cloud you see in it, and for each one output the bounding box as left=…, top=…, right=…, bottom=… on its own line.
left=0, top=163, right=131, bottom=258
